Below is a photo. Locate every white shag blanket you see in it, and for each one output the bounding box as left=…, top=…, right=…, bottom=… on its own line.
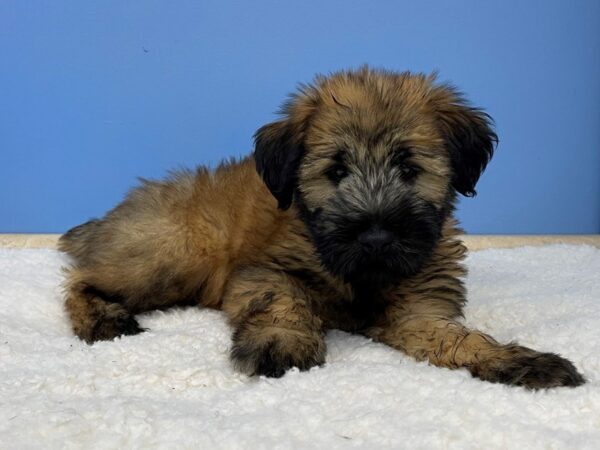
left=1, top=245, right=599, bottom=449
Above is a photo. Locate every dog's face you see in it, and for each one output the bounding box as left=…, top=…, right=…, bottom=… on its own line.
left=255, top=68, right=496, bottom=286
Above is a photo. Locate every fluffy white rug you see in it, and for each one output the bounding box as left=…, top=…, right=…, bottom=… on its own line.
left=1, top=245, right=599, bottom=449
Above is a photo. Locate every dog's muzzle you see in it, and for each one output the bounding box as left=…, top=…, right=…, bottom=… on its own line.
left=357, top=225, right=394, bottom=253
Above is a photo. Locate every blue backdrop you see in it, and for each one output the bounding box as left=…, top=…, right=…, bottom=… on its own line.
left=1, top=0, right=599, bottom=233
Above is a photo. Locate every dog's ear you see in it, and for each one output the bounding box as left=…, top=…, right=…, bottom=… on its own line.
left=432, top=86, right=498, bottom=197
left=254, top=119, right=305, bottom=210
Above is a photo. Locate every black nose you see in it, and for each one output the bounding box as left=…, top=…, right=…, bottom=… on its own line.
left=358, top=226, right=394, bottom=251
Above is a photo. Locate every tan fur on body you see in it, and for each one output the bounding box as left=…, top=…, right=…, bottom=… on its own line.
left=60, top=68, right=584, bottom=388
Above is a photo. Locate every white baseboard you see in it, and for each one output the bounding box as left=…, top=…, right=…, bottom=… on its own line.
left=1, top=234, right=599, bottom=250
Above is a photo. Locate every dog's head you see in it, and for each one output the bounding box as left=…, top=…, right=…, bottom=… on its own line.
left=254, top=67, right=497, bottom=286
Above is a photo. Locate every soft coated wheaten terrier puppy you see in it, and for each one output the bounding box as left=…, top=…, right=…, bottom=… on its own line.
left=59, top=67, right=584, bottom=388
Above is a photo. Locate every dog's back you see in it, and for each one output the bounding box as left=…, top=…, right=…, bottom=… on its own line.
left=58, top=219, right=102, bottom=260
left=58, top=157, right=297, bottom=341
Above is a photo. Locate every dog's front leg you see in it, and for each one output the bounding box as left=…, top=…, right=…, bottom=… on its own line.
left=222, top=267, right=326, bottom=377
left=365, top=312, right=584, bottom=389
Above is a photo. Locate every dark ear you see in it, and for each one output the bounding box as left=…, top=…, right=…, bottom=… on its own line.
left=434, top=89, right=498, bottom=197
left=254, top=120, right=305, bottom=210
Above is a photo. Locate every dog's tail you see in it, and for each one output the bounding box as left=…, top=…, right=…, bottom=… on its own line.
left=58, top=219, right=101, bottom=258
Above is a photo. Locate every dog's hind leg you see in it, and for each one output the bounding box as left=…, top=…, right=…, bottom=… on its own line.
left=63, top=268, right=144, bottom=343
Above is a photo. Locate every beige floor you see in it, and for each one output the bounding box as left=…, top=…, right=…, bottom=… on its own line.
left=1, top=233, right=599, bottom=250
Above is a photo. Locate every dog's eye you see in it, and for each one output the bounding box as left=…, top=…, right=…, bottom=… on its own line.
left=391, top=148, right=420, bottom=180
left=326, top=163, right=348, bottom=184
left=399, top=165, right=419, bottom=180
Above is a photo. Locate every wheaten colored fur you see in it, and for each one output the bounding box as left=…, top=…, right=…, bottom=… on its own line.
left=59, top=68, right=584, bottom=387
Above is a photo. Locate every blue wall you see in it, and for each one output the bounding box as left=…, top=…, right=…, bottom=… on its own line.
left=1, top=0, right=599, bottom=233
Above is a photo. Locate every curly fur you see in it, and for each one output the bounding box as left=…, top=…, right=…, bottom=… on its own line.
left=59, top=67, right=583, bottom=388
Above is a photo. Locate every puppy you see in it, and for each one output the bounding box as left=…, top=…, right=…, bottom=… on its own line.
left=59, top=67, right=584, bottom=388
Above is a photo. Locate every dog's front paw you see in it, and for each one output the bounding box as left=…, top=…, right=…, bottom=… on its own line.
left=481, top=351, right=585, bottom=389
left=230, top=328, right=326, bottom=378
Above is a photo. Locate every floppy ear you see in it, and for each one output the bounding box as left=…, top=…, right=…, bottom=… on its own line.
left=254, top=120, right=305, bottom=210
left=433, top=87, right=498, bottom=197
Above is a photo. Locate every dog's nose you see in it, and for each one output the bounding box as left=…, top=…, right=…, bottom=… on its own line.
left=358, top=226, right=394, bottom=251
